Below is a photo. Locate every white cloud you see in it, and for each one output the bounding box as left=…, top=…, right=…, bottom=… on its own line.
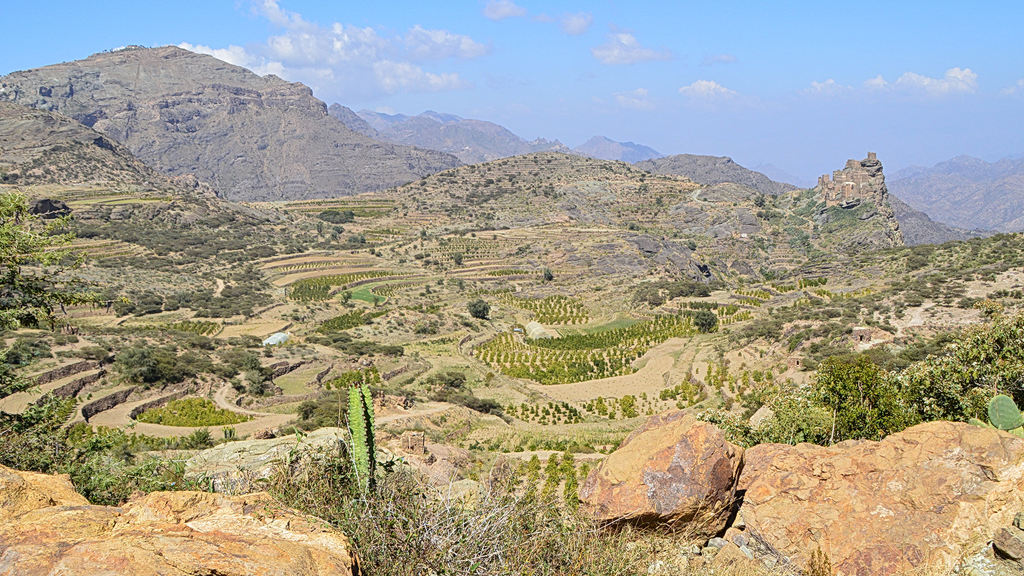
left=482, top=0, right=527, bottom=21
left=373, top=60, right=470, bottom=92
left=614, top=88, right=654, bottom=110
left=591, top=30, right=673, bottom=65
left=702, top=54, right=737, bottom=66
left=808, top=79, right=851, bottom=95
left=1000, top=79, right=1024, bottom=96
left=895, top=67, right=978, bottom=95
left=863, top=75, right=889, bottom=90
left=180, top=0, right=487, bottom=100
left=404, top=25, right=490, bottom=60
left=678, top=79, right=736, bottom=98
left=560, top=12, right=594, bottom=35
left=178, top=43, right=257, bottom=68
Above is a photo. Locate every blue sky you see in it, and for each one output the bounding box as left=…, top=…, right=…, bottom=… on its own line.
left=3, top=0, right=1022, bottom=182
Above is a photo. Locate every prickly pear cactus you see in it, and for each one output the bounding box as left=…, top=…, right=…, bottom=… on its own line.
left=988, top=394, right=1024, bottom=430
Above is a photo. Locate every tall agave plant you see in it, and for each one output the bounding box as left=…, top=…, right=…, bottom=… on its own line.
left=347, top=376, right=376, bottom=492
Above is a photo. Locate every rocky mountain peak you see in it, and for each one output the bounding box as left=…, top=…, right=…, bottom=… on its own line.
left=0, top=46, right=461, bottom=201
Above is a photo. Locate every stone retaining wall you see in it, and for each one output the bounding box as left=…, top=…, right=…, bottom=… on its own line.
left=82, top=387, right=137, bottom=422
left=128, top=391, right=189, bottom=420
left=34, top=360, right=97, bottom=385
left=51, top=368, right=107, bottom=399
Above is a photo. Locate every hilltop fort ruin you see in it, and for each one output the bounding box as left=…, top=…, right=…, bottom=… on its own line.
left=817, top=152, right=889, bottom=208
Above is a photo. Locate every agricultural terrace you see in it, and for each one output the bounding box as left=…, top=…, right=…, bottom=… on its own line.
left=475, top=315, right=697, bottom=385
left=287, top=271, right=407, bottom=302
left=499, top=294, right=590, bottom=324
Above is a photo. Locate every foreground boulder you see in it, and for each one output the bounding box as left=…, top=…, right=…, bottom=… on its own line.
left=185, top=426, right=345, bottom=493
left=737, top=421, right=1024, bottom=575
left=579, top=412, right=743, bottom=535
left=0, top=464, right=360, bottom=575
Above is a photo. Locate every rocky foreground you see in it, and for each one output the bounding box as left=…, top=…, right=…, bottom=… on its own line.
left=7, top=414, right=1024, bottom=575
left=0, top=464, right=360, bottom=575
left=582, top=413, right=1024, bottom=575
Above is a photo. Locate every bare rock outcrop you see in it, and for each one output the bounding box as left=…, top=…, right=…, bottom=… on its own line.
left=184, top=427, right=346, bottom=493
left=579, top=411, right=743, bottom=535
left=0, top=464, right=360, bottom=576
left=736, top=421, right=1024, bottom=575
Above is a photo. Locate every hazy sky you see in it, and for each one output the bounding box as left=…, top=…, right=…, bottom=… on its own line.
left=3, top=0, right=1022, bottom=181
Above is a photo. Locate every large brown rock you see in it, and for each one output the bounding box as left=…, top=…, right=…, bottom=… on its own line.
left=737, top=421, right=1024, bottom=575
left=0, top=465, right=360, bottom=575
left=579, top=412, right=743, bottom=534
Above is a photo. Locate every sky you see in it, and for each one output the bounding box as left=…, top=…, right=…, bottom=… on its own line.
left=2, top=0, right=1023, bottom=182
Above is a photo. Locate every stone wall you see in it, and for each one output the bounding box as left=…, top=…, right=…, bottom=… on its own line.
left=81, top=387, right=137, bottom=422
left=34, top=360, right=97, bottom=385
left=50, top=368, right=107, bottom=399
left=128, top=391, right=189, bottom=420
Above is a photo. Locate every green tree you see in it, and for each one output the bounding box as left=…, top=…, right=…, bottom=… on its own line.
left=452, top=252, right=464, bottom=266
left=1, top=191, right=93, bottom=399
left=468, top=298, right=490, bottom=320
left=542, top=267, right=554, bottom=282
left=816, top=356, right=918, bottom=442
left=692, top=310, right=718, bottom=333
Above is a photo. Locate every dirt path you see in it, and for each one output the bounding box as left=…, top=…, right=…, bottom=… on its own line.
left=376, top=402, right=452, bottom=424
left=214, top=278, right=225, bottom=298
left=212, top=383, right=271, bottom=416
left=0, top=369, right=103, bottom=414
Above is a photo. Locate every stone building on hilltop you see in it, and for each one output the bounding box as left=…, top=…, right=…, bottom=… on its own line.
left=814, top=151, right=904, bottom=247
left=817, top=152, right=887, bottom=208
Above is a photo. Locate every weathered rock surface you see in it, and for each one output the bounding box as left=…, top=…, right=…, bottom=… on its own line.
left=185, top=427, right=345, bottom=493
left=0, top=464, right=360, bottom=575
left=737, top=421, right=1024, bottom=575
left=579, top=412, right=743, bottom=535
left=0, top=46, right=461, bottom=201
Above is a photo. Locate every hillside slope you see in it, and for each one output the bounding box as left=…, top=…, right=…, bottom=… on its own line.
left=0, top=46, right=461, bottom=201
left=635, top=154, right=797, bottom=196
left=573, top=136, right=661, bottom=163
left=352, top=109, right=570, bottom=165
left=888, top=155, right=1024, bottom=232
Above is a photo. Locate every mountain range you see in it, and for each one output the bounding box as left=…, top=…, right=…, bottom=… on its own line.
left=888, top=155, right=1024, bottom=232
left=0, top=46, right=461, bottom=202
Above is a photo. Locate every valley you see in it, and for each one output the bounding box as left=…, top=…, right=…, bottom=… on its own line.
left=3, top=44, right=1024, bottom=576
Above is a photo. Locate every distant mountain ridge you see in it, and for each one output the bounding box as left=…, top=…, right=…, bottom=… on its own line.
left=0, top=46, right=461, bottom=201
left=635, top=154, right=797, bottom=197
left=888, top=155, right=1024, bottom=232
left=572, top=136, right=661, bottom=163
left=335, top=107, right=571, bottom=165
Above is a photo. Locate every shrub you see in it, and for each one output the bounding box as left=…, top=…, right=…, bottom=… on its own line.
left=468, top=298, right=490, bottom=319
left=135, top=398, right=250, bottom=427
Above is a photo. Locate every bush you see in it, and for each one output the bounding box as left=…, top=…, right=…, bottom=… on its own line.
left=265, top=448, right=659, bottom=576
left=468, top=299, right=490, bottom=319
left=318, top=209, right=355, bottom=224
left=135, top=398, right=250, bottom=427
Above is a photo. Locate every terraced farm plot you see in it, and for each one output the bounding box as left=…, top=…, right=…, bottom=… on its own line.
left=217, top=321, right=291, bottom=339
left=169, top=320, right=220, bottom=335
left=287, top=271, right=406, bottom=301
left=475, top=315, right=696, bottom=385
left=499, top=294, right=590, bottom=324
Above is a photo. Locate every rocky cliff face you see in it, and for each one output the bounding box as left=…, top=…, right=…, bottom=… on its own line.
left=813, top=153, right=904, bottom=248
left=0, top=46, right=461, bottom=201
left=635, top=154, right=797, bottom=196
